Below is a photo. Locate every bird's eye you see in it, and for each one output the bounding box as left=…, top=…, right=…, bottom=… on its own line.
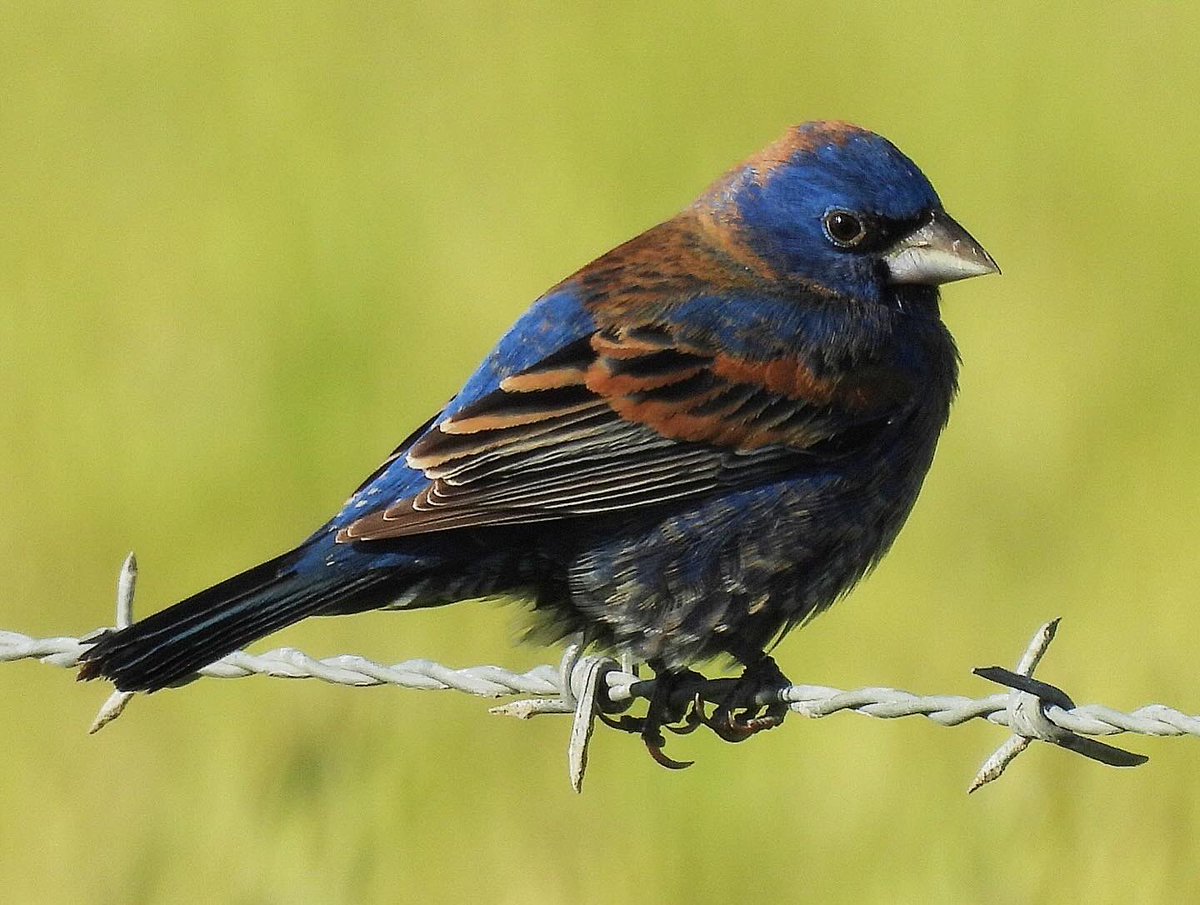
left=822, top=210, right=867, bottom=248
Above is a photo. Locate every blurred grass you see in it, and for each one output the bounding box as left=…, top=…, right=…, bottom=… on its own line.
left=3, top=3, right=1200, bottom=903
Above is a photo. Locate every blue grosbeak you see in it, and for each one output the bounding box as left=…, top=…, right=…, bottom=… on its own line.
left=80, top=122, right=997, bottom=762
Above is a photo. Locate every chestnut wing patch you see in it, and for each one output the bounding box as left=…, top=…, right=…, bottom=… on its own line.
left=337, top=326, right=907, bottom=542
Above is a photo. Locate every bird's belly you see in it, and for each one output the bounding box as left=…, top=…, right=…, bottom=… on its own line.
left=557, top=466, right=923, bottom=666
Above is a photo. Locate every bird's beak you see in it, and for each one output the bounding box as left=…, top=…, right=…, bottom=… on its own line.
left=883, top=210, right=1000, bottom=286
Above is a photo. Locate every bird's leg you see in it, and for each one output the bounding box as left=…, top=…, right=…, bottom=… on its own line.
left=701, top=654, right=790, bottom=743
left=641, top=665, right=707, bottom=768
left=597, top=662, right=706, bottom=768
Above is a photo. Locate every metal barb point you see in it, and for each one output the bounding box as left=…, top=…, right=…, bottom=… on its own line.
left=88, top=553, right=139, bottom=734
left=89, top=690, right=133, bottom=734
left=487, top=643, right=617, bottom=792
left=567, top=654, right=610, bottom=793
left=115, top=552, right=137, bottom=629
left=968, top=618, right=1147, bottom=793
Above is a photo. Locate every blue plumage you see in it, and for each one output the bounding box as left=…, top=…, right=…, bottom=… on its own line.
left=79, top=122, right=997, bottom=760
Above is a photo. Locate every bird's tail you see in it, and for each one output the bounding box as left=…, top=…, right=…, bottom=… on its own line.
left=77, top=547, right=389, bottom=692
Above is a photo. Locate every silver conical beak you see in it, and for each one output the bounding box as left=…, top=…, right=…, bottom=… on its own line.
left=883, top=210, right=1000, bottom=286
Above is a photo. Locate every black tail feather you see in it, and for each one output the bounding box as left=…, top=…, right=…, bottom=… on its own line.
left=77, top=549, right=382, bottom=692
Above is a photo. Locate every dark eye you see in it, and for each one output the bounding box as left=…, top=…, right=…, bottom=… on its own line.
left=823, top=210, right=867, bottom=248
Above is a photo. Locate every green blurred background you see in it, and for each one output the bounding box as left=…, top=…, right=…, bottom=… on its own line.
left=3, top=4, right=1200, bottom=903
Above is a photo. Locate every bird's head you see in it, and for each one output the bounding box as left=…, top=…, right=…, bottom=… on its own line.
left=700, top=121, right=998, bottom=305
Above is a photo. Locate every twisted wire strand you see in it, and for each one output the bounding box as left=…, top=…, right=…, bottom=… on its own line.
left=4, top=627, right=1199, bottom=740
left=0, top=630, right=563, bottom=696
left=3, top=556, right=1196, bottom=792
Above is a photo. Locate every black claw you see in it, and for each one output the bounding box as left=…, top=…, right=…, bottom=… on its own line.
left=664, top=702, right=704, bottom=735
left=703, top=710, right=755, bottom=743
left=648, top=739, right=696, bottom=768
left=597, top=712, right=646, bottom=734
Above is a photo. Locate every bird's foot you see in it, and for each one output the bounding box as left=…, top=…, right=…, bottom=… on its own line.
left=700, top=656, right=790, bottom=743
left=598, top=666, right=706, bottom=769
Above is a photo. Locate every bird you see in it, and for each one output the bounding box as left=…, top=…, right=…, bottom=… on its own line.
left=79, top=121, right=998, bottom=765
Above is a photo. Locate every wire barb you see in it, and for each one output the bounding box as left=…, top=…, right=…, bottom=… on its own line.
left=2, top=555, right=1194, bottom=792
left=89, top=552, right=138, bottom=733
left=968, top=618, right=1148, bottom=792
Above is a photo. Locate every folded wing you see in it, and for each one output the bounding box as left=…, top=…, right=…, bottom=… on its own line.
left=337, top=322, right=910, bottom=541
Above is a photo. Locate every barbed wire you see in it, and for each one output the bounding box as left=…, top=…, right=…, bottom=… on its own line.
left=3, top=553, right=1197, bottom=792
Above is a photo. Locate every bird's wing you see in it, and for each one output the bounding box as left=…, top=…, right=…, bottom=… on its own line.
left=337, top=322, right=911, bottom=541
